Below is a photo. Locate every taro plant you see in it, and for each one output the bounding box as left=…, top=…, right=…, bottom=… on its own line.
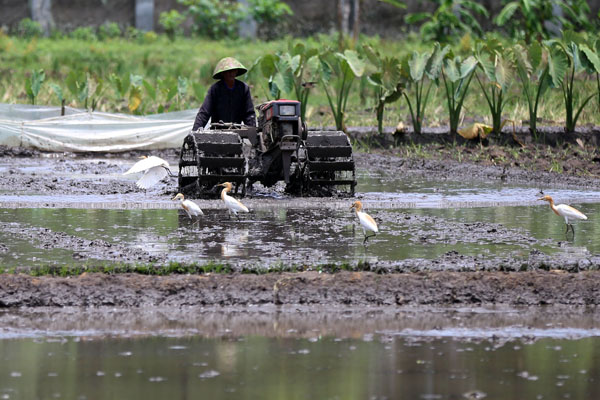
left=251, top=45, right=321, bottom=122
left=546, top=34, right=600, bottom=132
left=66, top=70, right=89, bottom=109
left=319, top=49, right=366, bottom=131
left=363, top=45, right=403, bottom=134
left=25, top=69, right=45, bottom=105
left=288, top=43, right=320, bottom=122
left=474, top=40, right=513, bottom=134
left=249, top=53, right=293, bottom=100
left=441, top=53, right=478, bottom=134
left=399, top=43, right=448, bottom=135
left=404, top=0, right=489, bottom=42
left=512, top=41, right=550, bottom=135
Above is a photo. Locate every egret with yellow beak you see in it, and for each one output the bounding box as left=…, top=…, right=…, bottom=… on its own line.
left=538, top=195, right=587, bottom=235
left=350, top=201, right=378, bottom=244
left=218, top=182, right=249, bottom=219
left=172, top=193, right=204, bottom=220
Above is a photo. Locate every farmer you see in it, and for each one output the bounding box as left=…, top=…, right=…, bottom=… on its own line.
left=192, top=57, right=256, bottom=131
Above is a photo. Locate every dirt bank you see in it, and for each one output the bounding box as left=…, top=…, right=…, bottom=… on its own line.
left=1, top=270, right=600, bottom=308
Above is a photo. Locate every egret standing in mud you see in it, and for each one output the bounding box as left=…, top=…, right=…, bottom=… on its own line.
left=172, top=193, right=204, bottom=220
left=218, top=182, right=249, bottom=220
left=124, top=155, right=174, bottom=189
left=350, top=201, right=378, bottom=244
left=538, top=195, right=587, bottom=235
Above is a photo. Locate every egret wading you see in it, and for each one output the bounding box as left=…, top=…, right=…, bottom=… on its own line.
left=538, top=195, right=587, bottom=235
left=350, top=201, right=378, bottom=244
left=172, top=193, right=204, bottom=220
left=124, top=155, right=174, bottom=189
left=218, top=182, right=249, bottom=220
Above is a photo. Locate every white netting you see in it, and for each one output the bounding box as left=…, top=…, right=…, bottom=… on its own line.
left=0, top=103, right=196, bottom=152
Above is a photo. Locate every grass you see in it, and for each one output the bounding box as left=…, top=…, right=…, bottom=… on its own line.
left=0, top=259, right=382, bottom=277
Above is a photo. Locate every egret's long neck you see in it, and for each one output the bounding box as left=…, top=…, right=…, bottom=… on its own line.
left=221, top=188, right=229, bottom=200
left=549, top=202, right=560, bottom=216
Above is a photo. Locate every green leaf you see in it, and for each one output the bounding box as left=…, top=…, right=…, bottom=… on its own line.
left=363, top=45, right=381, bottom=68
left=408, top=51, right=428, bottom=81
left=377, top=0, right=406, bottom=8
left=343, top=50, right=365, bottom=77
left=425, top=43, right=449, bottom=80
left=49, top=83, right=64, bottom=102
left=459, top=56, right=478, bottom=79
left=547, top=48, right=568, bottom=88
left=143, top=79, right=156, bottom=101
left=529, top=41, right=543, bottom=71
left=444, top=57, right=461, bottom=82
left=494, top=2, right=518, bottom=26
left=495, top=55, right=510, bottom=90
left=579, top=44, right=600, bottom=73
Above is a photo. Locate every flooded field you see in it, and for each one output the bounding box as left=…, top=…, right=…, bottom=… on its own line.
left=1, top=166, right=600, bottom=269
left=1, top=307, right=600, bottom=400
left=2, top=151, right=600, bottom=399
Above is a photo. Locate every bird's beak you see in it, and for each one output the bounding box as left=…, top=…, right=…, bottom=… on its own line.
left=537, top=197, right=544, bottom=201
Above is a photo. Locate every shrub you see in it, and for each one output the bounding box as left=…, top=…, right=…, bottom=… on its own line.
left=71, top=26, right=97, bottom=41
left=98, top=22, right=122, bottom=40
left=159, top=10, right=186, bottom=41
left=178, top=0, right=245, bottom=40
left=17, top=18, right=44, bottom=38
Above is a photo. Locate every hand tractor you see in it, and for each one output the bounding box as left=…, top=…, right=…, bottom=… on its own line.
left=177, top=100, right=356, bottom=197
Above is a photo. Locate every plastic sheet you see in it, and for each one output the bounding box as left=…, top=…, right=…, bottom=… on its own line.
left=0, top=103, right=196, bottom=152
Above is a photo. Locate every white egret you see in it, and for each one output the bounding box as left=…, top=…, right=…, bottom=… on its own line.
left=124, top=155, right=174, bottom=189
left=538, top=195, right=587, bottom=235
left=172, top=193, right=204, bottom=220
left=218, top=182, right=249, bottom=220
left=350, top=200, right=378, bottom=244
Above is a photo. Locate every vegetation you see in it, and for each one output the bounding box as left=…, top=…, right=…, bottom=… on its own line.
left=1, top=8, right=600, bottom=136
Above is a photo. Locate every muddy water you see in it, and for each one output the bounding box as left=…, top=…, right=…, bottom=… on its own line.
left=0, top=308, right=599, bottom=400
left=0, top=201, right=599, bottom=268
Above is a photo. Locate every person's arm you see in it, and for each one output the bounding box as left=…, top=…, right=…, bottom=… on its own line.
left=192, top=86, right=215, bottom=130
left=242, top=85, right=256, bottom=127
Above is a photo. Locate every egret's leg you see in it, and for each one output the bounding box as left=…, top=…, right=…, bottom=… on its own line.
left=363, top=232, right=376, bottom=244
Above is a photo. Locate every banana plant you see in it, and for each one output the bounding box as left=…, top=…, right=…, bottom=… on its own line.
left=512, top=41, right=550, bottom=136
left=441, top=53, right=478, bottom=134
left=319, top=49, right=365, bottom=131
left=399, top=43, right=448, bottom=135
left=475, top=41, right=513, bottom=134
left=25, top=69, right=45, bottom=105
left=547, top=33, right=600, bottom=132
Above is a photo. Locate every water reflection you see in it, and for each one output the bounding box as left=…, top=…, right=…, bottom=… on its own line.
left=0, top=322, right=599, bottom=400
left=2, top=201, right=600, bottom=268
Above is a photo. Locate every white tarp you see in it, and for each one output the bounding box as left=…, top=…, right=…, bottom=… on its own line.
left=0, top=103, right=196, bottom=152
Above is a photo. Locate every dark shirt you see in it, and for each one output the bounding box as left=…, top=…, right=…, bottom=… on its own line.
left=192, top=79, right=256, bottom=130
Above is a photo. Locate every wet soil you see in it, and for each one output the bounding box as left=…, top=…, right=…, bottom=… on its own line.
left=1, top=270, right=600, bottom=308
left=2, top=128, right=600, bottom=309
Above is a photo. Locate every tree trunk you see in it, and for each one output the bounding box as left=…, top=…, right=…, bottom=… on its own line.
left=352, top=0, right=360, bottom=43
left=29, top=0, right=54, bottom=36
